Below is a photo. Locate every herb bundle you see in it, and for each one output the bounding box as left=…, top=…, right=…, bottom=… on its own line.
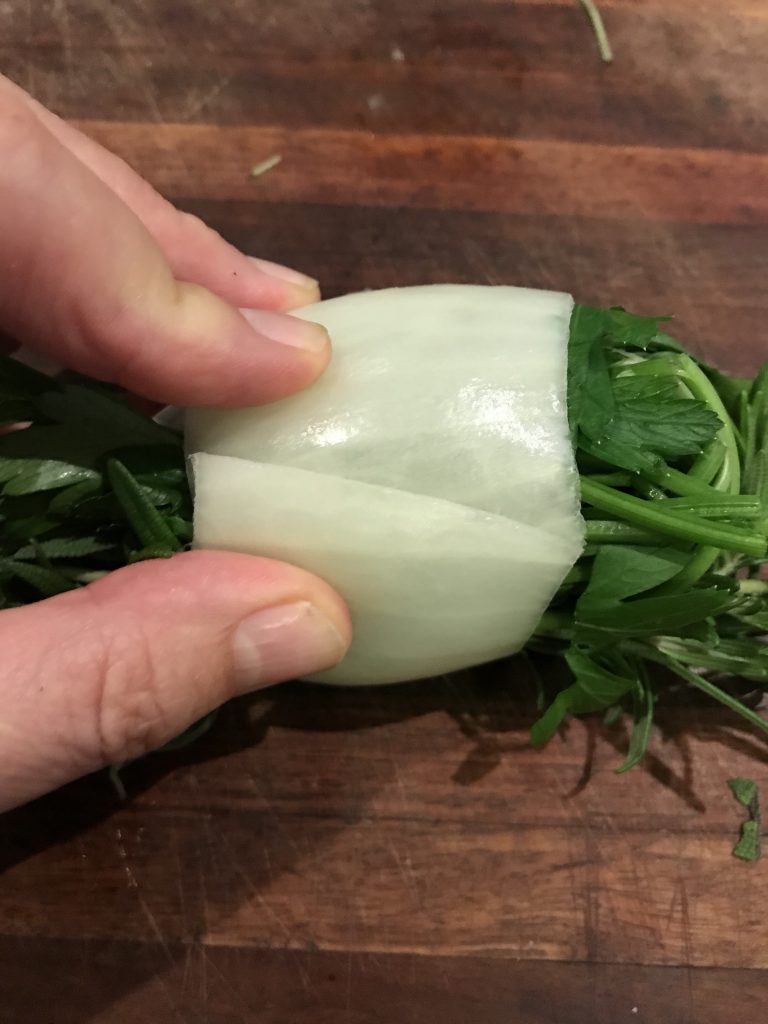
left=531, top=306, right=768, bottom=768
left=1, top=305, right=767, bottom=777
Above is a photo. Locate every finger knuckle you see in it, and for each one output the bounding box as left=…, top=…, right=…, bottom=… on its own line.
left=178, top=210, right=211, bottom=236
left=0, top=98, right=45, bottom=171
left=178, top=210, right=227, bottom=250
left=89, top=624, right=172, bottom=766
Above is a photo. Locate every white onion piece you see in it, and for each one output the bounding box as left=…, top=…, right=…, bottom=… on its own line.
left=187, top=285, right=584, bottom=684
left=191, top=455, right=581, bottom=684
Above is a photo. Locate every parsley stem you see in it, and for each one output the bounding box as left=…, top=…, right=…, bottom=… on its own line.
left=585, top=472, right=633, bottom=487
left=628, top=643, right=768, bottom=738
left=678, top=356, right=741, bottom=494
left=739, top=579, right=768, bottom=595
left=650, top=545, right=719, bottom=595
left=642, top=463, right=723, bottom=499
left=580, top=478, right=767, bottom=558
left=689, top=439, right=727, bottom=483
left=655, top=637, right=768, bottom=680
left=535, top=610, right=574, bottom=636
left=660, top=495, right=762, bottom=520
left=630, top=355, right=741, bottom=494
left=561, top=563, right=593, bottom=585
left=578, top=0, right=613, bottom=63
left=584, top=521, right=668, bottom=545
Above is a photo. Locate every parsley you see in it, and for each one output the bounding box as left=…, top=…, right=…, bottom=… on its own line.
left=249, top=154, right=282, bottom=178
left=577, top=0, right=613, bottom=64
left=0, top=358, right=187, bottom=605
left=728, top=778, right=761, bottom=862
left=533, top=303, right=768, bottom=772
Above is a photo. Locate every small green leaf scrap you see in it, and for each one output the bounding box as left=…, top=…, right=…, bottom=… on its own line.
left=728, top=777, right=761, bottom=862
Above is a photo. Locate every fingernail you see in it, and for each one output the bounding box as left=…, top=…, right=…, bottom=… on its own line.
left=232, top=600, right=347, bottom=692
left=239, top=308, right=329, bottom=352
left=248, top=256, right=319, bottom=291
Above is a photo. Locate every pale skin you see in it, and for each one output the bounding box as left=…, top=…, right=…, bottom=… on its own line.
left=0, top=75, right=352, bottom=811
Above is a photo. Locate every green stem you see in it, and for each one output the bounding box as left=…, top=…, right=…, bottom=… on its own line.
left=585, top=472, right=633, bottom=487
left=679, top=358, right=742, bottom=494
left=584, top=521, right=669, bottom=545
left=578, top=0, right=613, bottom=63
left=739, top=579, right=768, bottom=596
left=654, top=637, right=768, bottom=682
left=690, top=439, right=727, bottom=484
left=630, top=355, right=741, bottom=494
left=580, top=478, right=766, bottom=558
left=660, top=496, right=762, bottom=520
left=642, top=463, right=724, bottom=499
left=534, top=610, right=574, bottom=637
left=632, top=478, right=666, bottom=501
left=650, top=545, right=720, bottom=595
left=560, top=563, right=593, bottom=585
left=628, top=643, right=768, bottom=738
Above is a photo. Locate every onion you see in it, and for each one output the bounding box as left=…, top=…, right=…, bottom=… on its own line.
left=187, top=285, right=584, bottom=684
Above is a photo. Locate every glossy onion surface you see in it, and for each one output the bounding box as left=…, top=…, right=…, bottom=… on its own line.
left=188, top=285, right=584, bottom=684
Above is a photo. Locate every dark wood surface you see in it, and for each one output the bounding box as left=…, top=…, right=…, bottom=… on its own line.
left=2, top=2, right=768, bottom=1021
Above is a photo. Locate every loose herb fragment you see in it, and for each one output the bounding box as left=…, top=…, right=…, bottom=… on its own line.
left=728, top=778, right=761, bottom=862
left=250, top=154, right=282, bottom=178
left=577, top=0, right=613, bottom=64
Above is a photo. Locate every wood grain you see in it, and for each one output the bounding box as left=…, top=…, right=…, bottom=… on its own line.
left=3, top=3, right=767, bottom=152
left=73, top=121, right=768, bottom=228
left=2, top=677, right=768, bottom=970
left=1, top=0, right=767, bottom=1020
left=179, top=198, right=768, bottom=374
left=2, top=937, right=767, bottom=1024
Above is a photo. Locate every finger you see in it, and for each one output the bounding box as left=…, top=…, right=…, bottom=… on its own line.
left=0, top=73, right=319, bottom=313
left=0, top=97, right=330, bottom=406
left=0, top=551, right=351, bottom=811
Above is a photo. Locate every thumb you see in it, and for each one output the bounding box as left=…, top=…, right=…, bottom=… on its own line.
left=0, top=551, right=350, bottom=811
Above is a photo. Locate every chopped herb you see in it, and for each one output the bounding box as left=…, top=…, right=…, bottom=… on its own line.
left=578, top=0, right=613, bottom=64
left=728, top=778, right=761, bottom=862
left=733, top=821, right=761, bottom=863
left=729, top=777, right=759, bottom=808
left=250, top=154, right=282, bottom=178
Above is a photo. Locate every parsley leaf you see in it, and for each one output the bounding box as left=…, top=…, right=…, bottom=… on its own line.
left=578, top=545, right=689, bottom=606
left=729, top=777, right=758, bottom=808
left=530, top=649, right=636, bottom=746
left=567, top=304, right=609, bottom=441
left=607, top=376, right=722, bottom=459
left=0, top=457, right=100, bottom=496
left=616, top=672, right=655, bottom=774
left=728, top=778, right=761, bottom=863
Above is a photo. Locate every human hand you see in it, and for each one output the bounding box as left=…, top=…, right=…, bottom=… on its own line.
left=0, top=76, right=351, bottom=811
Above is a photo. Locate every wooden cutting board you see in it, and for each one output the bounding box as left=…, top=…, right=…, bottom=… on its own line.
left=1, top=2, right=767, bottom=1021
